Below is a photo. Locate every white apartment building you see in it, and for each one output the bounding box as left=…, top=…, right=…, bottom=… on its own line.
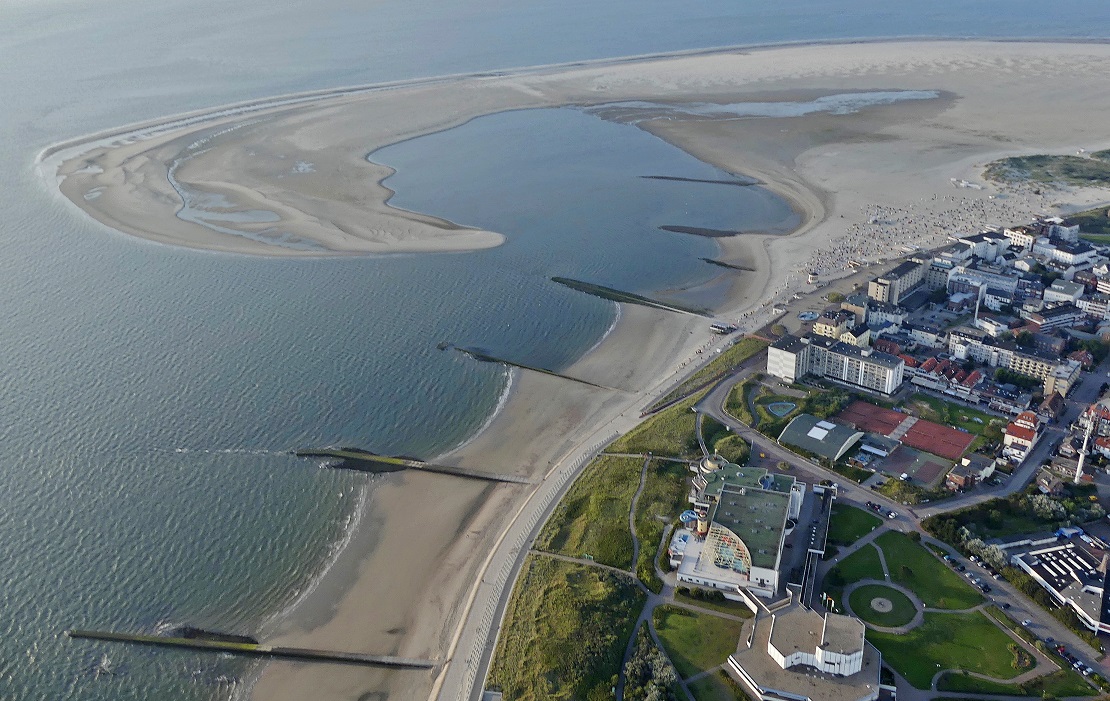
left=767, top=335, right=904, bottom=395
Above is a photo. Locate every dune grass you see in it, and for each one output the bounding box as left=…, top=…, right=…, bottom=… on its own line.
left=634, top=457, right=691, bottom=592
left=609, top=391, right=706, bottom=458
left=535, top=455, right=642, bottom=568
left=489, top=555, right=645, bottom=701
left=646, top=337, right=768, bottom=413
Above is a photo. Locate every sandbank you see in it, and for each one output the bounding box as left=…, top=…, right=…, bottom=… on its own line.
left=42, top=41, right=1110, bottom=701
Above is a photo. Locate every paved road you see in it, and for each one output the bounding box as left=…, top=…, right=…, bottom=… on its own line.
left=696, top=345, right=1110, bottom=676
left=444, top=302, right=1110, bottom=701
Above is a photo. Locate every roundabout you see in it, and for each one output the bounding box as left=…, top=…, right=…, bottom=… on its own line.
left=847, top=583, right=918, bottom=628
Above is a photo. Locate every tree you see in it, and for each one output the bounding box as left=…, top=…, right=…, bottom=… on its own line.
left=827, top=292, right=845, bottom=303
left=1016, top=331, right=1035, bottom=348
left=770, top=323, right=787, bottom=337
left=1029, top=493, right=1066, bottom=520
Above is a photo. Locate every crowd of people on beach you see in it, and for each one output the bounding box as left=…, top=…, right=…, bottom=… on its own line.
left=805, top=186, right=1055, bottom=279
left=672, top=180, right=1078, bottom=377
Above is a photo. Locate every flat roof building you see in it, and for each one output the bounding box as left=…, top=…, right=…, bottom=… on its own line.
left=728, top=592, right=881, bottom=701
left=679, top=459, right=805, bottom=598
left=768, top=335, right=904, bottom=395
left=1011, top=538, right=1110, bottom=635
left=868, top=261, right=924, bottom=305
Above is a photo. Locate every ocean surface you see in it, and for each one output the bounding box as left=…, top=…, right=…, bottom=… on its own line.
left=1, top=1, right=1109, bottom=699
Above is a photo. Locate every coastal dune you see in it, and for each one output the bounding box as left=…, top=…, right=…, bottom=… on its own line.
left=41, top=41, right=1110, bottom=701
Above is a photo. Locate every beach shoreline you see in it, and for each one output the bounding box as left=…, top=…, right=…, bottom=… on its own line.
left=37, top=40, right=1110, bottom=701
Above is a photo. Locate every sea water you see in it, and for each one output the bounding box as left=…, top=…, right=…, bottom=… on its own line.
left=1, top=0, right=1109, bottom=699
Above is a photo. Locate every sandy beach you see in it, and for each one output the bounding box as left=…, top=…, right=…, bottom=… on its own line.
left=40, top=41, right=1110, bottom=701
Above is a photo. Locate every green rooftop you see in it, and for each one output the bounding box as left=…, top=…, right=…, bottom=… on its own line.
left=709, top=483, right=790, bottom=569
left=699, top=463, right=795, bottom=500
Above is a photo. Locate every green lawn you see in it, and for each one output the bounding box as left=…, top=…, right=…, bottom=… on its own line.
left=1070, top=204, right=1110, bottom=239
left=823, top=543, right=885, bottom=610
left=725, top=378, right=757, bottom=426
left=534, top=455, right=642, bottom=568
left=688, top=669, right=750, bottom=701
left=848, top=584, right=918, bottom=627
left=634, top=458, right=691, bottom=592
left=876, top=531, right=983, bottom=609
left=937, top=669, right=1095, bottom=697
left=609, top=391, right=705, bottom=458
left=832, top=543, right=886, bottom=584
left=674, top=591, right=754, bottom=618
left=689, top=671, right=745, bottom=701
left=652, top=606, right=745, bottom=680
left=867, top=611, right=1023, bottom=689
left=907, top=393, right=1002, bottom=437
left=827, top=504, right=882, bottom=545
left=488, top=555, right=645, bottom=701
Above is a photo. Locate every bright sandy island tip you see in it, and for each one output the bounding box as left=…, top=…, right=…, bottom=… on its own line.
left=42, top=40, right=1110, bottom=258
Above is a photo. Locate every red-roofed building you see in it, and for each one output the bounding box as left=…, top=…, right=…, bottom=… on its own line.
left=1069, top=349, right=1096, bottom=370
left=907, top=355, right=986, bottom=402
left=898, top=354, right=919, bottom=368
left=1004, top=410, right=1042, bottom=462
left=1013, top=411, right=1039, bottom=430
left=873, top=337, right=902, bottom=355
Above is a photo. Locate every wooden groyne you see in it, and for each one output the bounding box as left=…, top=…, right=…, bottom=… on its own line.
left=659, top=225, right=741, bottom=238
left=65, top=629, right=437, bottom=670
left=294, top=447, right=534, bottom=484
left=440, top=343, right=614, bottom=390
left=551, top=277, right=710, bottom=316
left=641, top=175, right=761, bottom=187
left=700, top=258, right=756, bottom=272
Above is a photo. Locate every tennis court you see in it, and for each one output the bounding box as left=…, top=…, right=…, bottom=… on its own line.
left=901, top=420, right=975, bottom=461
left=837, top=400, right=906, bottom=435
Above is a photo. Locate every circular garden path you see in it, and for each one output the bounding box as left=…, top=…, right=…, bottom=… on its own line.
left=843, top=580, right=924, bottom=632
